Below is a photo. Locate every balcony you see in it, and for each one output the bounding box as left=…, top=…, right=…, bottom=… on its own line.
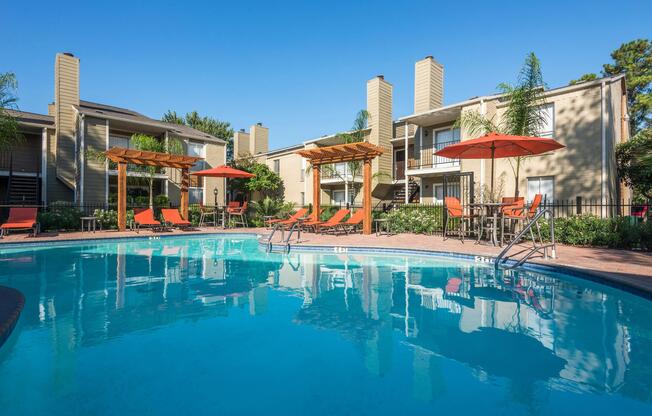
left=407, top=140, right=460, bottom=171
left=321, top=163, right=361, bottom=184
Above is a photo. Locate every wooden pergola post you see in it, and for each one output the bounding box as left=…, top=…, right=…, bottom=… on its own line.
left=295, top=141, right=384, bottom=237
left=117, top=162, right=127, bottom=231
left=363, top=158, right=372, bottom=235
left=312, top=165, right=320, bottom=217
left=180, top=167, right=189, bottom=220
left=104, top=147, right=203, bottom=233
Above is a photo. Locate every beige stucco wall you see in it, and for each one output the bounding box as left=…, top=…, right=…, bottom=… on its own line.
left=203, top=141, right=227, bottom=205
left=264, top=150, right=307, bottom=206
left=414, top=56, right=443, bottom=114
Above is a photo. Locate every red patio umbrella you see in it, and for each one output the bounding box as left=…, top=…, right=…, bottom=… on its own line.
left=192, top=165, right=255, bottom=178
left=435, top=132, right=564, bottom=196
left=192, top=165, right=255, bottom=205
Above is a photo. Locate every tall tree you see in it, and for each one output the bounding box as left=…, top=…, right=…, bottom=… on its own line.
left=321, top=110, right=370, bottom=203
left=570, top=39, right=651, bottom=134
left=457, top=53, right=548, bottom=198
left=0, top=72, right=22, bottom=151
left=603, top=39, right=652, bottom=134
left=162, top=110, right=235, bottom=160
left=616, top=129, right=652, bottom=200
left=130, top=133, right=183, bottom=208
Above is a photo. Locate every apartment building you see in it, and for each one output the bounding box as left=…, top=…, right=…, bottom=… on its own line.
left=237, top=56, right=629, bottom=212
left=1, top=53, right=227, bottom=206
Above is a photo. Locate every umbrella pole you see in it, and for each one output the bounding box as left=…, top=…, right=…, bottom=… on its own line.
left=490, top=144, right=495, bottom=200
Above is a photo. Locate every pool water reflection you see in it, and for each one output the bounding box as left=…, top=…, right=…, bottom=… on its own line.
left=0, top=235, right=650, bottom=415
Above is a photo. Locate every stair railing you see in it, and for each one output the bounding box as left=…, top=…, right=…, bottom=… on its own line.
left=494, top=208, right=556, bottom=270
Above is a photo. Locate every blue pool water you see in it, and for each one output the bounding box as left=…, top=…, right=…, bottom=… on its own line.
left=0, top=234, right=651, bottom=415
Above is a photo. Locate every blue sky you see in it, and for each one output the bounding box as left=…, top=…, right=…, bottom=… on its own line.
left=3, top=0, right=651, bottom=149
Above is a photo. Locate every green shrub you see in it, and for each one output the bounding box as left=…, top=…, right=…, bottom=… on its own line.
left=153, top=194, right=169, bottom=207
left=38, top=202, right=83, bottom=231
left=383, top=205, right=443, bottom=234
left=538, top=214, right=652, bottom=250
left=249, top=197, right=295, bottom=227
left=93, top=209, right=135, bottom=230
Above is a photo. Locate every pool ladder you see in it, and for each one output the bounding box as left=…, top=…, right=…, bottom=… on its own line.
left=265, top=222, right=302, bottom=253
left=494, top=208, right=557, bottom=270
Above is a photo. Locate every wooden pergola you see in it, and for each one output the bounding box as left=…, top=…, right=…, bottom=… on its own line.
left=104, top=147, right=203, bottom=231
left=296, top=141, right=384, bottom=235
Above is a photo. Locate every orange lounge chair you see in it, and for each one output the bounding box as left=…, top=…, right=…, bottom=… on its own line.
left=133, top=208, right=164, bottom=233
left=303, top=209, right=350, bottom=233
left=265, top=208, right=308, bottom=228
left=0, top=207, right=39, bottom=238
left=161, top=209, right=192, bottom=230
left=278, top=208, right=322, bottom=230
left=333, top=209, right=365, bottom=235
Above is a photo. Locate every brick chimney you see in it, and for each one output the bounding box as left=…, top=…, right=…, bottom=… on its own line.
left=414, top=56, right=443, bottom=113
left=54, top=52, right=80, bottom=189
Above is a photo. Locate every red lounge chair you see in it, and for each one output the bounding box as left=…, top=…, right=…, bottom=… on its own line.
left=161, top=209, right=192, bottom=230
left=304, top=209, right=350, bottom=233
left=133, top=208, right=163, bottom=233
left=334, top=209, right=365, bottom=235
left=265, top=208, right=308, bottom=228
left=0, top=207, right=39, bottom=238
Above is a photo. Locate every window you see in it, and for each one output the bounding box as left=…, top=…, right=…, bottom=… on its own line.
left=300, top=166, right=305, bottom=182
left=435, top=128, right=461, bottom=147
left=187, top=142, right=206, bottom=203
left=300, top=192, right=305, bottom=206
left=537, top=103, right=554, bottom=138
left=527, top=176, right=554, bottom=203
left=109, top=134, right=131, bottom=149
left=188, top=142, right=206, bottom=172
left=273, top=159, right=280, bottom=174
left=433, top=182, right=461, bottom=203
left=332, top=190, right=353, bottom=205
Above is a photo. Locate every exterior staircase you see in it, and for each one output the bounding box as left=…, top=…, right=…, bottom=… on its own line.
left=392, top=178, right=420, bottom=205
left=8, top=176, right=40, bottom=204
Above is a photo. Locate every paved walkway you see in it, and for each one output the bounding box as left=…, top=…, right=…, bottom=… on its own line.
left=1, top=228, right=651, bottom=294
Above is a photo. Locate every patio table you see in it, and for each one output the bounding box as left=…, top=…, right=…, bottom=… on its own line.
left=469, top=202, right=511, bottom=246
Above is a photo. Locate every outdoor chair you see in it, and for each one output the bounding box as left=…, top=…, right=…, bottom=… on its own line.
left=333, top=209, right=365, bottom=235
left=199, top=203, right=218, bottom=227
left=277, top=208, right=322, bottom=231
left=229, top=201, right=249, bottom=227
left=161, top=209, right=192, bottom=230
left=303, top=208, right=350, bottom=233
left=0, top=207, right=39, bottom=238
left=501, top=194, right=542, bottom=243
left=443, top=197, right=480, bottom=242
left=133, top=208, right=164, bottom=233
left=265, top=208, right=308, bottom=228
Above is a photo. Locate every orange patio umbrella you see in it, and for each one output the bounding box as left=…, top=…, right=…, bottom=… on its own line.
left=435, top=132, right=564, bottom=195
left=192, top=165, right=255, bottom=205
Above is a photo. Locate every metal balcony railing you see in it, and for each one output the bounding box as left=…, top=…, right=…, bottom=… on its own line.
left=407, top=140, right=460, bottom=170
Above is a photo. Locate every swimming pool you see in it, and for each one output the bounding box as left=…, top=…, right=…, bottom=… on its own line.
left=1, top=234, right=651, bottom=415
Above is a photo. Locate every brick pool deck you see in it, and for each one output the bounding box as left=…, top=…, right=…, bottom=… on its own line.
left=1, top=227, right=651, bottom=294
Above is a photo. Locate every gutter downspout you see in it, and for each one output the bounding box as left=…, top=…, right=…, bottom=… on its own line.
left=41, top=127, right=48, bottom=204
left=404, top=123, right=409, bottom=203
left=79, top=114, right=85, bottom=206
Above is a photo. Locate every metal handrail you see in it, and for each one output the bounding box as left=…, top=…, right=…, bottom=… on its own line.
left=494, top=208, right=556, bottom=269
left=265, top=219, right=303, bottom=253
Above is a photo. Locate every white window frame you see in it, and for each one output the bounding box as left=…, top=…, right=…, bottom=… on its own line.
left=527, top=176, right=554, bottom=204
left=537, top=103, right=555, bottom=138
left=273, top=159, right=280, bottom=175
left=187, top=141, right=207, bottom=204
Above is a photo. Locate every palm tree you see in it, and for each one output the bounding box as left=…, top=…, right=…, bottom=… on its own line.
left=321, top=110, right=370, bottom=204
left=457, top=53, right=548, bottom=197
left=0, top=72, right=22, bottom=151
